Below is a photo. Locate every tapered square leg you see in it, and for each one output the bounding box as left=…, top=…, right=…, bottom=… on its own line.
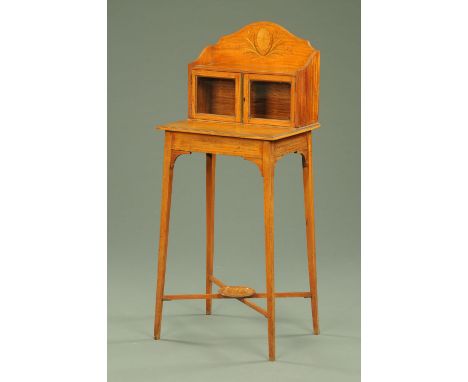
left=302, top=133, right=320, bottom=335
left=205, top=153, right=216, bottom=315
left=154, top=132, right=175, bottom=340
left=262, top=142, right=276, bottom=361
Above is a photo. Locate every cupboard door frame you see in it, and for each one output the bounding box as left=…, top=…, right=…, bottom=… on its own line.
left=190, top=69, right=242, bottom=123
left=243, top=73, right=296, bottom=127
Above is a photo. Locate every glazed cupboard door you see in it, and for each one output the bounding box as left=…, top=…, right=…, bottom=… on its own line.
left=190, top=69, right=242, bottom=122
left=243, top=74, right=295, bottom=127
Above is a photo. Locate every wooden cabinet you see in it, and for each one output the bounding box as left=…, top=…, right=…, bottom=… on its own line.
left=187, top=22, right=320, bottom=128
left=156, top=21, right=322, bottom=362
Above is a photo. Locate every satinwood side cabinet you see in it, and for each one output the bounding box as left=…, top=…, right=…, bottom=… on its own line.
left=154, top=21, right=321, bottom=361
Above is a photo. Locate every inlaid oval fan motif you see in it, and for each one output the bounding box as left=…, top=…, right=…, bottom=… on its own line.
left=255, top=28, right=273, bottom=56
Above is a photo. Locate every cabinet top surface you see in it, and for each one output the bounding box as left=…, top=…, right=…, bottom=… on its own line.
left=157, top=119, right=320, bottom=141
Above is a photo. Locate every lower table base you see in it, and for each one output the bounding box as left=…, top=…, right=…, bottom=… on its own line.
left=153, top=130, right=319, bottom=361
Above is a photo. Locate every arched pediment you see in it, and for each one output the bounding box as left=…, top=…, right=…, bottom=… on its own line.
left=190, top=21, right=317, bottom=75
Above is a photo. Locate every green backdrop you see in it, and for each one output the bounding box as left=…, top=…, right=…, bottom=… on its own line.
left=108, top=0, right=360, bottom=381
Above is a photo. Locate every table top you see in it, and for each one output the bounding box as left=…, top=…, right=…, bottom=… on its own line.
left=157, top=119, right=320, bottom=141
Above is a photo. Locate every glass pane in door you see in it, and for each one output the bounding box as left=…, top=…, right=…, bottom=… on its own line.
left=250, top=81, right=291, bottom=120
left=196, top=77, right=236, bottom=116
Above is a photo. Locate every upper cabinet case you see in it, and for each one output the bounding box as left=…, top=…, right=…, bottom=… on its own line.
left=188, top=22, right=320, bottom=128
